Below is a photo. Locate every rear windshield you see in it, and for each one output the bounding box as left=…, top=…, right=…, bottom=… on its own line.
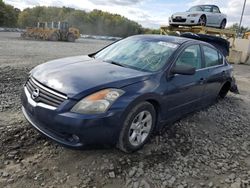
left=94, top=37, right=179, bottom=72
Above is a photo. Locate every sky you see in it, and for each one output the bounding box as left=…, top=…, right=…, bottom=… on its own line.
left=3, top=0, right=250, bottom=29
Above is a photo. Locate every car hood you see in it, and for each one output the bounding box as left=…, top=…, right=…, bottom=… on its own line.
left=31, top=55, right=151, bottom=99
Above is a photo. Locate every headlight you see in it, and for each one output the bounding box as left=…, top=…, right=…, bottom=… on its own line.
left=188, top=14, right=199, bottom=17
left=71, top=89, right=125, bottom=114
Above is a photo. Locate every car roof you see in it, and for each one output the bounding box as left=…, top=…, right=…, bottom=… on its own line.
left=192, top=4, right=219, bottom=8
left=130, top=34, right=194, bottom=45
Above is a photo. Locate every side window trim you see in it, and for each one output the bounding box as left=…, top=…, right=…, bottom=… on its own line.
left=197, top=44, right=225, bottom=71
left=199, top=44, right=205, bottom=69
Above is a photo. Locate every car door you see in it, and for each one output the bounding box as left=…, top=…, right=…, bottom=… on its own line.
left=212, top=6, right=223, bottom=26
left=200, top=45, right=226, bottom=103
left=203, top=5, right=213, bottom=26
left=163, top=44, right=207, bottom=119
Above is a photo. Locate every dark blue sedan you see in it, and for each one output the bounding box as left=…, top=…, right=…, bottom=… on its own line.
left=21, top=34, right=238, bottom=152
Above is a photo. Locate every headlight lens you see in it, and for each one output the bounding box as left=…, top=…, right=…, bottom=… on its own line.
left=188, top=14, right=199, bottom=17
left=71, top=89, right=125, bottom=114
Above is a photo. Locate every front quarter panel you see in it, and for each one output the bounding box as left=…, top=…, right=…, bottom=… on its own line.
left=110, top=75, right=164, bottom=129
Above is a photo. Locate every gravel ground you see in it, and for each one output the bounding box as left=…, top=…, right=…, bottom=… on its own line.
left=1, top=32, right=250, bottom=188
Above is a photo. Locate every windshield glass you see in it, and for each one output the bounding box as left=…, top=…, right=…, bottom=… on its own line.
left=188, top=5, right=212, bottom=12
left=94, top=37, right=179, bottom=72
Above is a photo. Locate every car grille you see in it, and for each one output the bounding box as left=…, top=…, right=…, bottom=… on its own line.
left=173, top=18, right=187, bottom=22
left=25, top=77, right=67, bottom=108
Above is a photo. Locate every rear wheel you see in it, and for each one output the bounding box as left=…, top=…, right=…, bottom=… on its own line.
left=198, top=15, right=207, bottom=26
left=117, top=102, right=156, bottom=153
left=220, top=19, right=227, bottom=29
left=49, top=33, right=59, bottom=41
left=218, top=82, right=231, bottom=99
left=67, top=33, right=75, bottom=42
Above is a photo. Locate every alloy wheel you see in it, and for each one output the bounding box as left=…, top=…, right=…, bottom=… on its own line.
left=128, top=110, right=152, bottom=146
left=199, top=16, right=206, bottom=26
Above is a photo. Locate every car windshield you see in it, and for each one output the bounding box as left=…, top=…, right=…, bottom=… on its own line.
left=94, top=37, right=179, bottom=72
left=188, top=5, right=212, bottom=12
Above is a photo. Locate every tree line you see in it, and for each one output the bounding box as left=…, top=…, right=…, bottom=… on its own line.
left=0, top=0, right=20, bottom=27
left=18, top=6, right=147, bottom=37
left=1, top=0, right=145, bottom=37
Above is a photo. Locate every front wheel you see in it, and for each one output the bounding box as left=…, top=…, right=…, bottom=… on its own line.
left=198, top=16, right=206, bottom=26
left=49, top=33, right=59, bottom=41
left=67, top=33, right=75, bottom=42
left=117, top=102, right=156, bottom=153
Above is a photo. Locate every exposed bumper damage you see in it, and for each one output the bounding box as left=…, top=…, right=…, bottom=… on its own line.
left=230, top=77, right=239, bottom=94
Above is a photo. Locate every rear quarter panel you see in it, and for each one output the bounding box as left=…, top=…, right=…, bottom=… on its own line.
left=203, top=60, right=233, bottom=101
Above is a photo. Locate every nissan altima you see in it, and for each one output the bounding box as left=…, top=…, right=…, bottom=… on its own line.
left=21, top=34, right=238, bottom=153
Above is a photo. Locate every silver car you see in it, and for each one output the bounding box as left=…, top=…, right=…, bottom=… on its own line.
left=169, top=5, right=227, bottom=29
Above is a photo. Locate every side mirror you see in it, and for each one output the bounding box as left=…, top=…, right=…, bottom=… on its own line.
left=170, top=64, right=196, bottom=75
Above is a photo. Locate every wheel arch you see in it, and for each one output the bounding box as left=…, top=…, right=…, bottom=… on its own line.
left=119, top=93, right=164, bottom=131
left=67, top=32, right=75, bottom=36
left=198, top=14, right=207, bottom=26
left=218, top=80, right=231, bottom=98
left=201, top=14, right=207, bottom=19
left=146, top=99, right=163, bottom=132
left=221, top=80, right=231, bottom=90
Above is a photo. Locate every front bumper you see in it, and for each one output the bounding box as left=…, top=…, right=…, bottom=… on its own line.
left=169, top=16, right=200, bottom=26
left=21, top=88, right=124, bottom=149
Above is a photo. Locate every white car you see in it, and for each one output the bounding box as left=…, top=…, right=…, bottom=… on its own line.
left=169, top=5, right=227, bottom=29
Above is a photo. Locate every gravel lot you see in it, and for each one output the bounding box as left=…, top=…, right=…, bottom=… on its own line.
left=1, top=32, right=250, bottom=188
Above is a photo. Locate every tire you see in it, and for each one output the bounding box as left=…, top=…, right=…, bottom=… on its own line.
left=21, top=33, right=26, bottom=38
left=117, top=102, right=156, bottom=153
left=49, top=33, right=59, bottom=41
left=198, top=15, right=207, bottom=26
left=218, top=82, right=231, bottom=99
left=220, top=19, right=227, bottom=29
left=67, top=33, right=75, bottom=42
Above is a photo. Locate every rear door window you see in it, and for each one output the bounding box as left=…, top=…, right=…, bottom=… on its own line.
left=203, top=46, right=223, bottom=67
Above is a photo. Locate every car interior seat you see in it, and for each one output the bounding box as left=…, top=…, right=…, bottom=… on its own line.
left=179, top=51, right=198, bottom=68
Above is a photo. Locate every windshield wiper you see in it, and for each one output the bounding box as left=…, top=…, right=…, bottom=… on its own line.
left=104, top=60, right=126, bottom=68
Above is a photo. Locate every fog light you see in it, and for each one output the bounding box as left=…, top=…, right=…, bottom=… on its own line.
left=68, top=134, right=80, bottom=143
left=72, top=134, right=80, bottom=142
